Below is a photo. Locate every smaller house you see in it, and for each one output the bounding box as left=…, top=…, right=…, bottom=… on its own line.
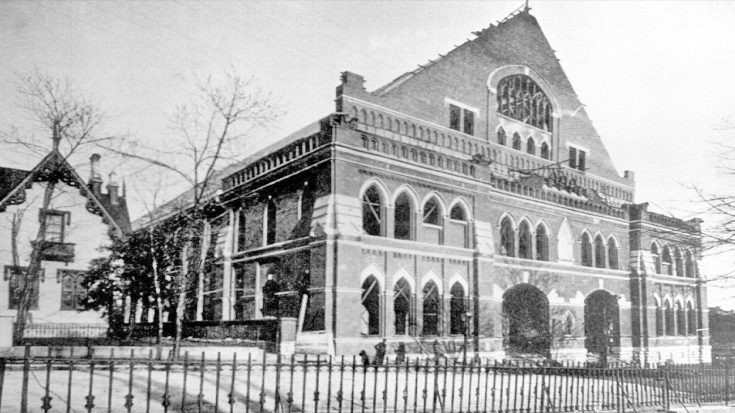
left=0, top=152, right=130, bottom=345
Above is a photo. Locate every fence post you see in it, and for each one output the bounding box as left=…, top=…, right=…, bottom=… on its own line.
left=21, top=344, right=30, bottom=413
left=726, top=365, right=730, bottom=406
left=661, top=365, right=670, bottom=413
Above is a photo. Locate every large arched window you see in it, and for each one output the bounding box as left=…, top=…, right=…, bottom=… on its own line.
left=674, top=248, right=684, bottom=277
left=518, top=220, right=532, bottom=259
left=265, top=198, right=277, bottom=245
left=500, top=217, right=515, bottom=257
left=422, top=281, right=440, bottom=336
left=526, top=138, right=536, bottom=155
left=450, top=282, right=466, bottom=335
left=361, top=276, right=381, bottom=336
left=497, top=127, right=507, bottom=145
left=662, top=246, right=673, bottom=275
left=651, top=243, right=661, bottom=274
left=394, top=193, right=413, bottom=240
left=362, top=186, right=383, bottom=236
left=655, top=300, right=663, bottom=336
left=685, top=251, right=695, bottom=278
left=687, top=301, right=696, bottom=336
left=664, top=299, right=674, bottom=336
left=676, top=301, right=686, bottom=336
left=423, top=197, right=441, bottom=226
left=497, top=74, right=553, bottom=132
left=540, top=142, right=550, bottom=160
left=449, top=204, right=469, bottom=248
left=594, top=235, right=606, bottom=268
left=581, top=232, right=593, bottom=267
left=394, top=278, right=413, bottom=335
left=608, top=237, right=618, bottom=270
left=535, top=224, right=549, bottom=261
left=512, top=133, right=522, bottom=151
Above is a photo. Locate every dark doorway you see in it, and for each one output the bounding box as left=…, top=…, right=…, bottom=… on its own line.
left=502, top=284, right=550, bottom=356
left=584, top=290, right=620, bottom=361
left=361, top=276, right=381, bottom=335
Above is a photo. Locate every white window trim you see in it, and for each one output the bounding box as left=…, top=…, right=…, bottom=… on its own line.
left=444, top=98, right=480, bottom=118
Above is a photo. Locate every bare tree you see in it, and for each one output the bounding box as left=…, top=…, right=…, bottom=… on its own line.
left=2, top=71, right=117, bottom=343
left=107, top=71, right=279, bottom=356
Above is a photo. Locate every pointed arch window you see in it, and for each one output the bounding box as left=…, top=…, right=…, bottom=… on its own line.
left=651, top=243, right=661, bottom=274
left=664, top=299, right=674, bottom=336
left=512, top=133, right=522, bottom=151
left=450, top=204, right=469, bottom=248
left=500, top=217, right=515, bottom=257
left=581, top=232, right=593, bottom=267
left=361, top=276, right=381, bottom=336
left=608, top=237, right=618, bottom=270
left=655, top=300, right=663, bottom=336
left=540, top=142, right=550, bottom=160
left=496, top=74, right=553, bottom=132
left=526, top=138, right=536, bottom=155
left=674, top=248, right=684, bottom=277
left=422, top=281, right=440, bottom=336
left=594, top=235, right=606, bottom=268
left=676, top=301, right=686, bottom=336
left=535, top=224, right=549, bottom=261
left=450, top=282, right=466, bottom=335
left=362, top=186, right=383, bottom=236
left=423, top=197, right=441, bottom=226
left=685, top=251, right=695, bottom=278
left=518, top=221, right=532, bottom=259
left=394, top=193, right=413, bottom=240
left=662, top=246, right=673, bottom=275
left=687, top=301, right=696, bottom=335
left=497, top=128, right=507, bottom=145
left=394, top=278, right=413, bottom=335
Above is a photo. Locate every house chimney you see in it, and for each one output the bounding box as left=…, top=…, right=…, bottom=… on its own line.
left=89, top=154, right=103, bottom=194
left=107, top=171, right=119, bottom=205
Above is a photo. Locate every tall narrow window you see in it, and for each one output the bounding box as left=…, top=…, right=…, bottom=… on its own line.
left=500, top=217, right=515, bottom=257
left=685, top=251, right=695, bottom=278
left=394, top=193, right=413, bottom=240
left=449, top=104, right=461, bottom=131
left=655, top=301, right=663, bottom=336
left=594, top=235, right=606, bottom=268
left=60, top=270, right=86, bottom=311
left=362, top=186, right=383, bottom=236
left=497, top=128, right=507, bottom=145
left=664, top=300, right=674, bottom=335
left=512, top=133, right=521, bottom=150
left=662, top=246, right=672, bottom=275
left=608, top=237, right=618, bottom=270
left=651, top=243, right=661, bottom=274
left=674, top=248, right=684, bottom=277
left=687, top=301, right=696, bottom=335
left=43, top=210, right=67, bottom=242
left=450, top=204, right=468, bottom=248
left=361, top=276, right=381, bottom=336
left=463, top=109, right=475, bottom=136
left=526, top=138, right=536, bottom=155
left=518, top=221, right=532, bottom=259
left=237, top=208, right=247, bottom=251
left=265, top=198, right=277, bottom=245
left=540, top=142, right=550, bottom=160
left=394, top=278, right=412, bottom=335
left=422, top=281, right=440, bottom=336
left=6, top=266, right=40, bottom=310
left=569, top=147, right=577, bottom=169
left=578, top=150, right=586, bottom=170
left=450, top=282, right=466, bottom=335
left=423, top=198, right=441, bottom=226
left=535, top=224, right=548, bottom=261
left=581, top=232, right=592, bottom=267
left=676, top=301, right=686, bottom=336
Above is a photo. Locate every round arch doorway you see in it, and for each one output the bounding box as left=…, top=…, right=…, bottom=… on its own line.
left=584, top=290, right=620, bottom=363
left=502, top=284, right=550, bottom=357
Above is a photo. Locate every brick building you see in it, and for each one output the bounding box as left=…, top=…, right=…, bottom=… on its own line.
left=146, top=8, right=709, bottom=363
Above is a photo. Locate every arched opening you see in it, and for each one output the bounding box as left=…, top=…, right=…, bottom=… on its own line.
left=655, top=299, right=663, bottom=336
left=496, top=74, right=554, bottom=132
left=594, top=235, right=606, bottom=268
left=535, top=224, right=549, bottom=261
left=502, top=284, right=550, bottom=356
left=512, top=133, right=522, bottom=151
left=362, top=185, right=383, bottom=236
left=664, top=299, right=674, bottom=335
left=500, top=217, right=515, bottom=257
left=394, top=192, right=413, bottom=240
left=685, top=251, right=695, bottom=278
left=449, top=204, right=469, bottom=248
left=662, top=246, right=673, bottom=275
left=361, top=276, right=381, bottom=336
left=497, top=127, right=506, bottom=145
left=674, top=248, right=684, bottom=277
left=518, top=220, right=532, bottom=259
left=581, top=232, right=593, bottom=267
left=584, top=290, right=620, bottom=361
left=607, top=237, right=618, bottom=270
left=651, top=243, right=661, bottom=274
left=422, top=281, right=440, bottom=336
left=423, top=197, right=441, bottom=226
left=450, top=282, right=466, bottom=335
left=676, top=301, right=686, bottom=336
left=394, top=278, right=413, bottom=335
left=540, top=142, right=550, bottom=160
left=526, top=138, right=536, bottom=155
left=687, top=301, right=697, bottom=336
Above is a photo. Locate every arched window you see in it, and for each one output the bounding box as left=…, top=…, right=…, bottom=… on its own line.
left=685, top=251, right=695, bottom=278
left=450, top=204, right=466, bottom=221
left=651, top=243, right=661, bottom=274
left=518, top=220, right=532, bottom=259
left=655, top=300, right=663, bottom=336
left=449, top=204, right=469, bottom=248
left=512, top=133, right=522, bottom=150
left=687, top=301, right=696, bottom=335
left=662, top=246, right=672, bottom=275
left=608, top=237, right=618, bottom=270
left=497, top=127, right=507, bottom=145
left=362, top=186, right=383, bottom=236
left=500, top=217, right=515, bottom=257
left=581, top=232, right=593, bottom=267
left=664, top=299, right=674, bottom=336
left=540, top=142, right=550, bottom=160
left=526, top=138, right=536, bottom=155
left=594, top=235, right=606, bottom=268
left=450, top=282, right=466, bottom=335
left=361, top=276, right=381, bottom=336
left=535, top=224, right=549, bottom=261
left=265, top=198, right=277, bottom=245
left=675, top=301, right=686, bottom=336
left=496, top=74, right=553, bottom=132
left=394, top=278, right=413, bottom=335
left=394, top=193, right=413, bottom=240
left=422, top=281, right=440, bottom=336
left=674, top=248, right=684, bottom=277
left=563, top=312, right=575, bottom=336
left=423, top=197, right=441, bottom=226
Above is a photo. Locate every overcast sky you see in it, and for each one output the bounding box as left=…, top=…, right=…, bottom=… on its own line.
left=1, top=1, right=734, bottom=306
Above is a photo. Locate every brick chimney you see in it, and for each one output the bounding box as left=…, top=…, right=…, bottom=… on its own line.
left=336, top=71, right=366, bottom=112
left=89, top=154, right=103, bottom=195
left=107, top=172, right=119, bottom=205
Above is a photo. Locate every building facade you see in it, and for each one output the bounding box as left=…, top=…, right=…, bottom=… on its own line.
left=158, top=9, right=708, bottom=363
left=0, top=152, right=130, bottom=342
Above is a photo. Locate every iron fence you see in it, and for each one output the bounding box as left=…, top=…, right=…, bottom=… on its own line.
left=0, top=347, right=732, bottom=413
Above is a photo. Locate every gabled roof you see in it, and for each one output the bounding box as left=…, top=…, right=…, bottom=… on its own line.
left=0, top=151, right=131, bottom=238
